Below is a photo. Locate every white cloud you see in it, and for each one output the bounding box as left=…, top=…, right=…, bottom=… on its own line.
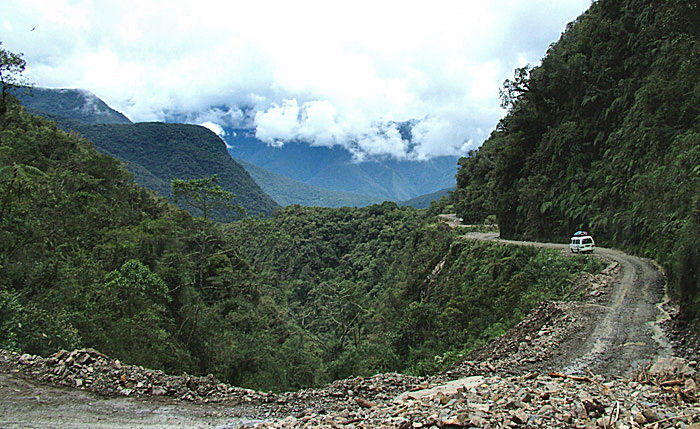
left=0, top=0, right=592, bottom=160
left=199, top=121, right=226, bottom=138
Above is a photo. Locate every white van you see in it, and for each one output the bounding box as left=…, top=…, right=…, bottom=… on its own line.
left=570, top=232, right=595, bottom=254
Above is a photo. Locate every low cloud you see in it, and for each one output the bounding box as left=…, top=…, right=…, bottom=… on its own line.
left=199, top=120, right=226, bottom=137
left=1, top=0, right=592, bottom=160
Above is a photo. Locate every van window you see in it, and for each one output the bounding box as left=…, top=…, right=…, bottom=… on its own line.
left=582, top=238, right=593, bottom=244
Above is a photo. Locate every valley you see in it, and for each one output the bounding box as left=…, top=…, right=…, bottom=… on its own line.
left=0, top=231, right=695, bottom=427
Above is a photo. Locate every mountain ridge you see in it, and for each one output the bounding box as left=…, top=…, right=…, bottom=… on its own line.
left=15, top=89, right=279, bottom=218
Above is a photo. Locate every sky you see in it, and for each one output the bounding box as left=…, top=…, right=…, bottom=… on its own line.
left=1, top=0, right=592, bottom=161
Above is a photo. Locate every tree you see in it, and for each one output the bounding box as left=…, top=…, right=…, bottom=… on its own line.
left=171, top=175, right=244, bottom=221
left=0, top=43, right=27, bottom=116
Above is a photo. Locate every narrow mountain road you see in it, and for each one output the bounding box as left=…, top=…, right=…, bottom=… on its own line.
left=464, top=231, right=673, bottom=377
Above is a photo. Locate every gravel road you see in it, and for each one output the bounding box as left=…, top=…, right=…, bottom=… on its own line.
left=464, top=232, right=672, bottom=377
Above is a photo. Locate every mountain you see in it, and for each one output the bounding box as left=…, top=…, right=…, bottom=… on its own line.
left=234, top=157, right=385, bottom=207
left=15, top=87, right=279, bottom=218
left=12, top=87, right=132, bottom=124
left=224, top=128, right=460, bottom=201
left=58, top=119, right=279, bottom=218
left=451, top=0, right=699, bottom=320
left=400, top=187, right=454, bottom=209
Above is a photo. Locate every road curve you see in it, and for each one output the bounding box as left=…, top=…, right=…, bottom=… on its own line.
left=464, top=232, right=672, bottom=377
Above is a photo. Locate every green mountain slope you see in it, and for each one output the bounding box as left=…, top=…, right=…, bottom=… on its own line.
left=400, top=187, right=454, bottom=209
left=12, top=87, right=132, bottom=124
left=14, top=88, right=280, bottom=218
left=0, top=97, right=293, bottom=389
left=452, top=0, right=699, bottom=319
left=234, top=157, right=386, bottom=207
left=63, top=120, right=279, bottom=218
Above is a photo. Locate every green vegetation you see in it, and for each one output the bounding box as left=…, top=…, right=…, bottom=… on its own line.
left=452, top=0, right=699, bottom=320
left=172, top=175, right=244, bottom=221
left=0, top=43, right=27, bottom=118
left=52, top=119, right=279, bottom=218
left=227, top=205, right=603, bottom=380
left=10, top=86, right=278, bottom=218
left=13, top=86, right=132, bottom=125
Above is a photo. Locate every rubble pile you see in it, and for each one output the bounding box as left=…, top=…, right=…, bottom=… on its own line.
left=569, top=260, right=619, bottom=302
left=442, top=300, right=587, bottom=379
left=0, top=348, right=273, bottom=404
left=257, top=365, right=700, bottom=428
left=272, top=373, right=424, bottom=416
left=442, top=261, right=620, bottom=379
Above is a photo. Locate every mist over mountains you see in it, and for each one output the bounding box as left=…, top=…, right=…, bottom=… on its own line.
left=224, top=127, right=459, bottom=201
left=14, top=87, right=455, bottom=207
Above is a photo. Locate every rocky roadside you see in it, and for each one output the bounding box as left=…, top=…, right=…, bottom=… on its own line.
left=0, top=348, right=274, bottom=405
left=257, top=360, right=699, bottom=428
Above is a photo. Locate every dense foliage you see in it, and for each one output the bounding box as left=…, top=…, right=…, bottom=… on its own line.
left=452, top=0, right=699, bottom=319
left=10, top=86, right=278, bottom=217
left=0, top=97, right=292, bottom=389
left=228, top=205, right=603, bottom=380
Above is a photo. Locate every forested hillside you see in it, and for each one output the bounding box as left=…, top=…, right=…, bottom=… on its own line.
left=451, top=0, right=699, bottom=319
left=50, top=117, right=279, bottom=218
left=0, top=96, right=293, bottom=388
left=13, top=87, right=279, bottom=218
left=0, top=95, right=604, bottom=391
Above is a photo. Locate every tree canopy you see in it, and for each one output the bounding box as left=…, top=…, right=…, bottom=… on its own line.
left=450, top=0, right=699, bottom=321
left=172, top=175, right=244, bottom=221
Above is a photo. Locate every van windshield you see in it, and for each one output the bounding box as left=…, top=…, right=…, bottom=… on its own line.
left=582, top=238, right=593, bottom=244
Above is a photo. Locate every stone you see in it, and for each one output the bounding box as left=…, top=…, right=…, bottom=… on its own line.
left=511, top=409, right=528, bottom=424
left=648, top=357, right=695, bottom=378
left=641, top=408, right=659, bottom=423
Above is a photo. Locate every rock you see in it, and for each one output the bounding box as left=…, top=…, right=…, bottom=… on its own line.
left=632, top=412, right=647, bottom=425
left=19, top=354, right=34, bottom=365
left=440, top=416, right=467, bottom=427
left=511, top=409, right=528, bottom=424
left=356, top=398, right=375, bottom=408
left=648, top=357, right=695, bottom=378
left=470, top=415, right=486, bottom=426
left=641, top=408, right=659, bottom=423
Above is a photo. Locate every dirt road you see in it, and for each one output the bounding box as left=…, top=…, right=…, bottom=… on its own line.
left=464, top=232, right=672, bottom=376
